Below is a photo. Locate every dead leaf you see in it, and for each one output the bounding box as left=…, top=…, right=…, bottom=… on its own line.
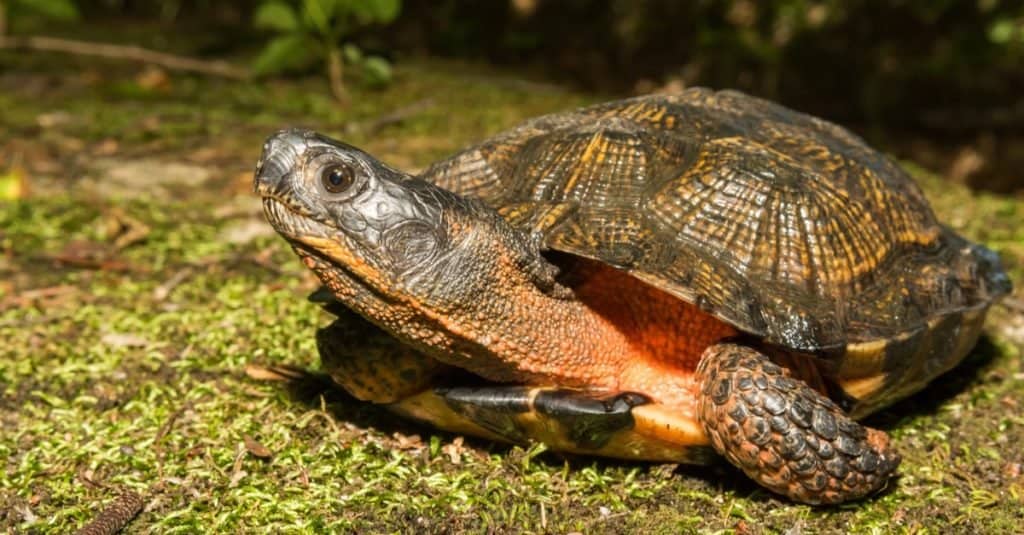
left=152, top=267, right=195, bottom=300
left=36, top=111, right=72, bottom=129
left=244, top=435, right=273, bottom=459
left=228, top=469, right=247, bottom=488
left=136, top=66, right=171, bottom=91
left=93, top=138, right=119, bottom=156
left=14, top=505, right=37, bottom=524
left=104, top=208, right=151, bottom=250
left=393, top=433, right=423, bottom=450
left=101, top=332, right=151, bottom=348
left=229, top=445, right=246, bottom=487
left=245, top=363, right=307, bottom=382
left=1003, top=462, right=1021, bottom=480
left=441, top=436, right=465, bottom=464
left=949, top=146, right=986, bottom=183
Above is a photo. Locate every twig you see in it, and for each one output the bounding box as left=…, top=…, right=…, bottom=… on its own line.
left=153, top=400, right=190, bottom=479
left=0, top=284, right=79, bottom=310
left=359, top=98, right=436, bottom=135
left=245, top=363, right=315, bottom=382
left=152, top=266, right=195, bottom=300
left=154, top=406, right=185, bottom=446
left=326, top=47, right=348, bottom=105
left=36, top=252, right=145, bottom=273
left=74, top=490, right=145, bottom=535
left=0, top=35, right=250, bottom=80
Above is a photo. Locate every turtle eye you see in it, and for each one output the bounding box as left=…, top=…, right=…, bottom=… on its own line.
left=320, top=164, right=356, bottom=194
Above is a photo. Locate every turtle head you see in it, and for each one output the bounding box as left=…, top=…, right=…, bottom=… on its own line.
left=254, top=129, right=556, bottom=311
left=254, top=129, right=469, bottom=296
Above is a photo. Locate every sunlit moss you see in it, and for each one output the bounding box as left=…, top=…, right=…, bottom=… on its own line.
left=1, top=55, right=1022, bottom=533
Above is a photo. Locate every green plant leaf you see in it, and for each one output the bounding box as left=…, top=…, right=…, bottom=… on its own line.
left=342, top=43, right=363, bottom=64
left=370, top=0, right=402, bottom=23
left=988, top=19, right=1019, bottom=44
left=302, top=0, right=333, bottom=35
left=12, top=0, right=79, bottom=20
left=252, top=34, right=319, bottom=76
left=361, top=55, right=392, bottom=88
left=347, top=0, right=401, bottom=24
left=254, top=0, right=300, bottom=32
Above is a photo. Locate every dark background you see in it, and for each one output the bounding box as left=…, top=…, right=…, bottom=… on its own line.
left=6, top=0, right=1024, bottom=190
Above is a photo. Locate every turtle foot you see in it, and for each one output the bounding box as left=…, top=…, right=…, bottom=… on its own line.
left=696, top=343, right=901, bottom=505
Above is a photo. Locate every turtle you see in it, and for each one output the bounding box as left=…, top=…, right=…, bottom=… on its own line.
left=253, top=88, right=1012, bottom=504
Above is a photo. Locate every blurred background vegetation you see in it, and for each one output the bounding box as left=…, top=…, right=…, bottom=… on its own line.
left=2, top=0, right=1023, bottom=191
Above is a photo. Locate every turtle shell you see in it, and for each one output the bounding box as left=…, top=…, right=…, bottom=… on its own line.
left=419, top=88, right=1011, bottom=363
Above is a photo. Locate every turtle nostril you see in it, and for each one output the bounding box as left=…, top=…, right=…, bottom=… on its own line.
left=255, top=153, right=291, bottom=189
left=254, top=129, right=308, bottom=193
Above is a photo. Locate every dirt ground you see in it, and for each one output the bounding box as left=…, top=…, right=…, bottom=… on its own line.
left=2, top=51, right=1023, bottom=534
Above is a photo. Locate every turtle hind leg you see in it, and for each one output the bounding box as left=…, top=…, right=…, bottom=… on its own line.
left=696, top=342, right=901, bottom=505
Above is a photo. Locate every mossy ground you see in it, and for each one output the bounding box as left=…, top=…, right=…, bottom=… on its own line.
left=1, top=49, right=1023, bottom=534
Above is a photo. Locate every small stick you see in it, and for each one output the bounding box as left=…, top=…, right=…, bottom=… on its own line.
left=152, top=266, right=195, bottom=300
left=74, top=491, right=145, bottom=535
left=360, top=98, right=436, bottom=134
left=0, top=36, right=250, bottom=79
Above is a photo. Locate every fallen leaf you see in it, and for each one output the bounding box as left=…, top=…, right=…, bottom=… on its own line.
left=1004, top=462, right=1022, bottom=480
left=245, top=363, right=306, bottom=382
left=104, top=208, right=151, bottom=250
left=393, top=433, right=423, bottom=450
left=152, top=266, right=195, bottom=300
left=441, top=436, right=465, bottom=464
left=136, top=66, right=171, bottom=91
left=93, top=138, right=120, bottom=156
left=244, top=435, right=273, bottom=459
left=36, top=111, right=72, bottom=129
left=101, top=332, right=151, bottom=348
left=949, top=145, right=986, bottom=183
left=228, top=469, right=247, bottom=488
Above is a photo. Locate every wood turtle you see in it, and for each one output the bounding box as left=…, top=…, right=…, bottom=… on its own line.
left=254, top=88, right=1012, bottom=504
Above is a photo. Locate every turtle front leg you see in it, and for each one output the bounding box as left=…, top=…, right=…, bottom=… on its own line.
left=695, top=342, right=901, bottom=504
left=316, top=307, right=449, bottom=403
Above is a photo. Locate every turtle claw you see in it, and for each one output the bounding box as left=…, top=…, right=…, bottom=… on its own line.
left=697, top=343, right=901, bottom=504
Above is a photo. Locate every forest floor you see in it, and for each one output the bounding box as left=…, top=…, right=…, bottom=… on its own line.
left=2, top=45, right=1023, bottom=534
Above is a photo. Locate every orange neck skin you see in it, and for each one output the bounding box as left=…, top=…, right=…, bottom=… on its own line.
left=301, top=230, right=737, bottom=414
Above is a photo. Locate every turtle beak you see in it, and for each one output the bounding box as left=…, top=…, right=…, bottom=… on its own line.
left=254, top=128, right=311, bottom=197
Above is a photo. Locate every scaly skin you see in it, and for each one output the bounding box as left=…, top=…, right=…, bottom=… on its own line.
left=696, top=343, right=901, bottom=504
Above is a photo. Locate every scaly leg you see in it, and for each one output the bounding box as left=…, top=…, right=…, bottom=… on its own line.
left=696, top=342, right=901, bottom=504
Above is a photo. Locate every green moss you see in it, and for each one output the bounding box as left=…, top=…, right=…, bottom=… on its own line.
left=1, top=52, right=1022, bottom=533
